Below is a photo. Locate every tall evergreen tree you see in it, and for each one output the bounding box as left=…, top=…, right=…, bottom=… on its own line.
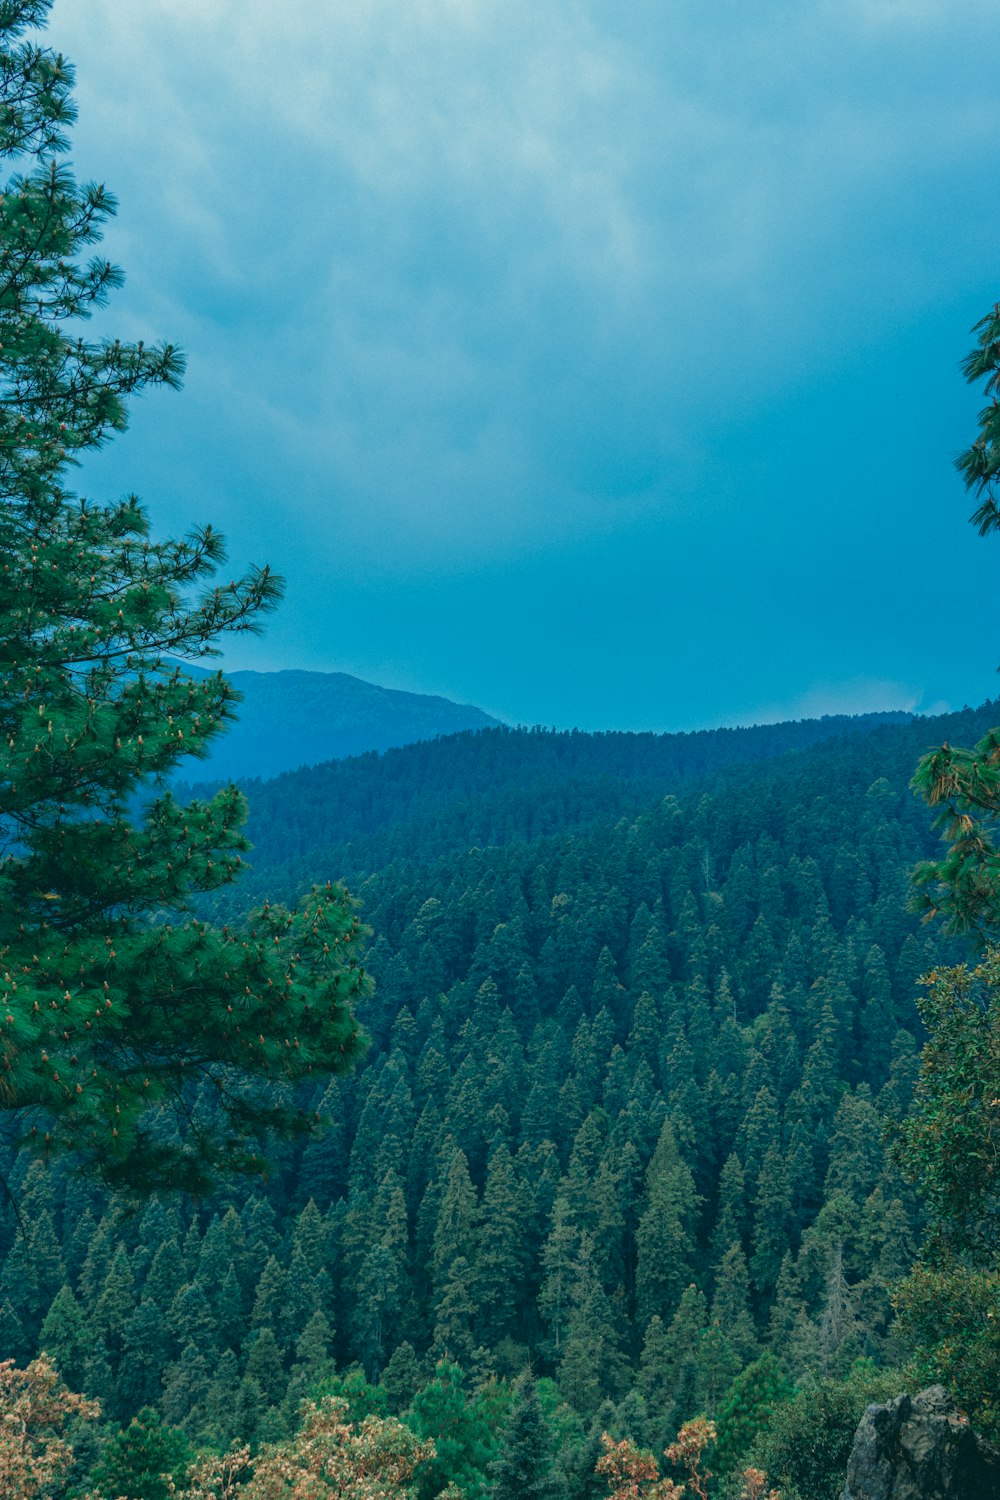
left=635, top=1120, right=699, bottom=1327
left=0, top=0, right=368, bottom=1193
left=489, top=1373, right=552, bottom=1500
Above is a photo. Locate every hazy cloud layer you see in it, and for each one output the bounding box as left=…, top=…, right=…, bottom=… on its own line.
left=48, top=0, right=1000, bottom=729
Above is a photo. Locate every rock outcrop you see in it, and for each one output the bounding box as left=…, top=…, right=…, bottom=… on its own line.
left=842, top=1386, right=1000, bottom=1500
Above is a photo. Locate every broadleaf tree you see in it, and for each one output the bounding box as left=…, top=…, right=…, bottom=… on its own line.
left=0, top=0, right=369, bottom=1192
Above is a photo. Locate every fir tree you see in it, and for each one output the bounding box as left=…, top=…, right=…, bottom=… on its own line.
left=489, top=1373, right=552, bottom=1500
left=203, top=1348, right=241, bottom=1446
left=710, top=1243, right=758, bottom=1366
left=38, top=1284, right=92, bottom=1393
left=473, top=1143, right=526, bottom=1347
left=117, top=1298, right=170, bottom=1415
left=244, top=1326, right=287, bottom=1411
left=289, top=1307, right=335, bottom=1396
left=749, top=1144, right=792, bottom=1303
left=635, top=1120, right=699, bottom=1326
left=379, top=1340, right=423, bottom=1414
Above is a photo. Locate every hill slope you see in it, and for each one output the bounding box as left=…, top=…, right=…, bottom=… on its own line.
left=186, top=667, right=500, bottom=781
left=7, top=696, right=997, bottom=1491
left=194, top=705, right=926, bottom=903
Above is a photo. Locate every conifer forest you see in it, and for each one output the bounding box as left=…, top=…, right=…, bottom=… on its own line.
left=1, top=3, right=999, bottom=1499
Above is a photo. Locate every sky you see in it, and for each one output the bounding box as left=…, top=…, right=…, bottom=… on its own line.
left=47, top=0, right=1000, bottom=732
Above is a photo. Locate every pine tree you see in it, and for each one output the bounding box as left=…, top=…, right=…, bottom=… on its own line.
left=244, top=1326, right=287, bottom=1411
left=355, top=1242, right=407, bottom=1375
left=539, top=1194, right=580, bottom=1355
left=695, top=1322, right=740, bottom=1419
left=0, top=0, right=369, bottom=1193
left=118, top=1298, right=170, bottom=1414
left=431, top=1148, right=479, bottom=1300
left=408, top=1358, right=496, bottom=1500
left=713, top=1353, right=791, bottom=1477
left=90, top=1407, right=192, bottom=1500
left=93, top=1242, right=136, bottom=1366
left=557, top=1234, right=628, bottom=1417
left=203, top=1347, right=241, bottom=1447
left=160, top=1341, right=210, bottom=1432
left=169, top=1281, right=220, bottom=1363
left=143, top=1238, right=185, bottom=1313
left=288, top=1308, right=335, bottom=1402
left=710, top=1153, right=747, bottom=1261
left=216, top=1263, right=246, bottom=1355
left=750, top=1144, right=792, bottom=1303
left=431, top=1254, right=476, bottom=1367
left=816, top=1242, right=862, bottom=1377
left=658, top=1283, right=708, bottom=1433
left=250, top=1255, right=287, bottom=1344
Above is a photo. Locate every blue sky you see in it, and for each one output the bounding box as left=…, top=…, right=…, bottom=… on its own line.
left=50, top=0, right=1000, bottom=731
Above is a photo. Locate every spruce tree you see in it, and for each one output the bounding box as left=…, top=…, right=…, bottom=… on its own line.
left=0, top=0, right=369, bottom=1193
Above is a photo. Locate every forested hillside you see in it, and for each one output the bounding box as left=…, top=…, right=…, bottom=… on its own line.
left=4, top=701, right=992, bottom=1496
left=184, top=706, right=916, bottom=897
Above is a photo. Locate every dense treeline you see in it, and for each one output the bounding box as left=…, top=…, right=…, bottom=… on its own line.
left=1, top=703, right=991, bottom=1495
left=182, top=705, right=982, bottom=903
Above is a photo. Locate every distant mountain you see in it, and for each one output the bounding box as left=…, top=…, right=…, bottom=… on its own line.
left=184, top=667, right=500, bottom=782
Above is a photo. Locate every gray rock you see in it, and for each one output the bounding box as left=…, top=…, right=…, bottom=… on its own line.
left=842, top=1386, right=1000, bottom=1500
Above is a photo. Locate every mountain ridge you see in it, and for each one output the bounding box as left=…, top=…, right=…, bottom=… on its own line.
left=176, top=663, right=501, bottom=782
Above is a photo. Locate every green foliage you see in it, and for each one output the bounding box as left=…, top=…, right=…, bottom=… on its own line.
left=0, top=0, right=369, bottom=1192
left=0, top=690, right=956, bottom=1453
left=407, top=1359, right=500, bottom=1500
left=38, top=1283, right=91, bottom=1392
left=895, top=952, right=1000, bottom=1258
left=313, top=1367, right=389, bottom=1425
left=893, top=1260, right=1000, bottom=1442
left=911, top=304, right=1000, bottom=940
left=713, top=1353, right=791, bottom=1477
left=747, top=1363, right=900, bottom=1500
left=898, top=309, right=1000, bottom=1438
left=90, top=1406, right=191, bottom=1500
left=488, top=1374, right=553, bottom=1500
left=956, top=301, right=1000, bottom=536
left=0, top=613, right=979, bottom=1462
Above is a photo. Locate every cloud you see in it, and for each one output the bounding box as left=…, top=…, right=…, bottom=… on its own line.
left=52, top=0, right=1000, bottom=562
left=36, top=0, right=1000, bottom=730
